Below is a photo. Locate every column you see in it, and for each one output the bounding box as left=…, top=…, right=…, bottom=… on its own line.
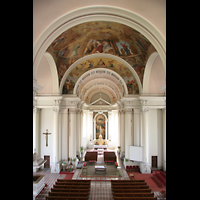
left=162, top=108, right=166, bottom=171
left=141, top=107, right=149, bottom=163
left=80, top=110, right=83, bottom=147
left=53, top=107, right=60, bottom=163
left=105, top=118, right=108, bottom=140
left=69, top=108, right=77, bottom=159
left=33, top=108, right=40, bottom=155
left=76, top=109, right=81, bottom=156
left=93, top=117, right=96, bottom=140
left=118, top=110, right=121, bottom=147
left=125, top=108, right=133, bottom=159
left=89, top=111, right=93, bottom=140
left=120, top=109, right=125, bottom=156
left=133, top=108, right=140, bottom=146
left=108, top=111, right=112, bottom=141
left=61, top=109, right=68, bottom=161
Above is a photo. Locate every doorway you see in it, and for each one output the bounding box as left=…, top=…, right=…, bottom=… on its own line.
left=151, top=156, right=157, bottom=168
left=44, top=155, right=50, bottom=168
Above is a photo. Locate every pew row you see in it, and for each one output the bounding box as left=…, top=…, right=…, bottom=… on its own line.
left=46, top=197, right=89, bottom=200
left=112, top=189, right=151, bottom=193
left=113, top=197, right=157, bottom=200
left=46, top=179, right=91, bottom=200
left=112, top=192, right=154, bottom=197
left=48, top=192, right=89, bottom=197
left=111, top=180, right=145, bottom=183
left=112, top=185, right=149, bottom=189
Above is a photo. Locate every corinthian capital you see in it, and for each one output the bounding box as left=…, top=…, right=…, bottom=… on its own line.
left=69, top=108, right=77, bottom=114
left=124, top=108, right=132, bottom=113
left=53, top=107, right=60, bottom=113
left=141, top=107, right=149, bottom=113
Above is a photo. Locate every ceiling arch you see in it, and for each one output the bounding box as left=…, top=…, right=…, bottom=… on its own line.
left=33, top=5, right=166, bottom=81
left=79, top=77, right=122, bottom=101
left=84, top=85, right=117, bottom=105
left=74, top=67, right=127, bottom=97
left=60, top=53, right=142, bottom=95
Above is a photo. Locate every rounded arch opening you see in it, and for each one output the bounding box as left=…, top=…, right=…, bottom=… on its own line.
left=60, top=53, right=142, bottom=95
left=33, top=5, right=166, bottom=81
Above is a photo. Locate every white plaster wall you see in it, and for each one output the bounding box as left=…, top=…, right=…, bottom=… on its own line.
left=148, top=109, right=158, bottom=165
left=149, top=55, right=165, bottom=94
left=157, top=109, right=163, bottom=169
left=40, top=109, right=54, bottom=165
left=147, top=109, right=163, bottom=169
left=37, top=55, right=53, bottom=94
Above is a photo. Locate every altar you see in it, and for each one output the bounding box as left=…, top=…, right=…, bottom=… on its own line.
left=93, top=133, right=107, bottom=150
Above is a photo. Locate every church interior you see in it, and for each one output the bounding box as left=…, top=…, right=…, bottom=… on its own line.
left=33, top=0, right=166, bottom=199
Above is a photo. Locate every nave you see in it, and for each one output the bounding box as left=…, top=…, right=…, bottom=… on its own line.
left=33, top=151, right=166, bottom=200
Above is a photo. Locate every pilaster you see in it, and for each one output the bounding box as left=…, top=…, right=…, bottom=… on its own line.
left=141, top=106, right=149, bottom=163
left=162, top=107, right=166, bottom=171
left=120, top=109, right=125, bottom=157
left=61, top=109, right=69, bottom=161
left=33, top=108, right=40, bottom=155
left=124, top=108, right=133, bottom=159
left=69, top=108, right=77, bottom=159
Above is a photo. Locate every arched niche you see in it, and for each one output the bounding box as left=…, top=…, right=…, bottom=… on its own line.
left=93, top=112, right=108, bottom=141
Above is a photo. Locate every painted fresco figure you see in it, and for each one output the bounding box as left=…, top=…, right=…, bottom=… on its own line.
left=121, top=42, right=131, bottom=56
left=70, top=44, right=80, bottom=57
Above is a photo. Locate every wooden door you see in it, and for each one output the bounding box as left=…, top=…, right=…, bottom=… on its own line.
left=151, top=156, right=157, bottom=168
left=44, top=155, right=50, bottom=168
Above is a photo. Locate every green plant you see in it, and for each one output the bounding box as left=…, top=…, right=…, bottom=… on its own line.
left=80, top=146, right=83, bottom=152
left=73, top=158, right=76, bottom=162
left=118, top=146, right=121, bottom=149
left=117, top=171, right=121, bottom=176
left=125, top=158, right=129, bottom=162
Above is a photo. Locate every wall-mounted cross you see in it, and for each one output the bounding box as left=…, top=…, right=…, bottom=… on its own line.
left=43, top=129, right=51, bottom=147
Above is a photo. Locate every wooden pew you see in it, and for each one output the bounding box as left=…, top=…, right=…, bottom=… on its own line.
left=55, top=182, right=90, bottom=186
left=112, top=185, right=149, bottom=189
left=104, top=152, right=116, bottom=162
left=111, top=180, right=145, bottom=183
left=48, top=192, right=89, bottom=197
left=46, top=197, right=89, bottom=200
left=112, top=192, right=154, bottom=197
left=51, top=188, right=90, bottom=193
left=53, top=185, right=90, bottom=189
left=85, top=152, right=97, bottom=162
left=113, top=197, right=157, bottom=200
left=111, top=182, right=147, bottom=185
left=112, top=189, right=151, bottom=193
left=57, top=179, right=90, bottom=183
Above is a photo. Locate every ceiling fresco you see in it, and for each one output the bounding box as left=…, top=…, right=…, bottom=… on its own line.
left=62, top=57, right=139, bottom=95
left=46, top=21, right=156, bottom=86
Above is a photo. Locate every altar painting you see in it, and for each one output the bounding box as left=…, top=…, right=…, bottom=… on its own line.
left=96, top=114, right=105, bottom=139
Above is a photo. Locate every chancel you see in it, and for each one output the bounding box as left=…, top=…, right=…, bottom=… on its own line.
left=33, top=1, right=166, bottom=199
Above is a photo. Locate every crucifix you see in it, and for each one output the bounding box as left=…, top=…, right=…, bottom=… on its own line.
left=43, top=129, right=51, bottom=147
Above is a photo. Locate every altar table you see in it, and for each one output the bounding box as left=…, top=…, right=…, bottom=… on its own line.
left=93, top=145, right=107, bottom=150
left=95, top=165, right=106, bottom=173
